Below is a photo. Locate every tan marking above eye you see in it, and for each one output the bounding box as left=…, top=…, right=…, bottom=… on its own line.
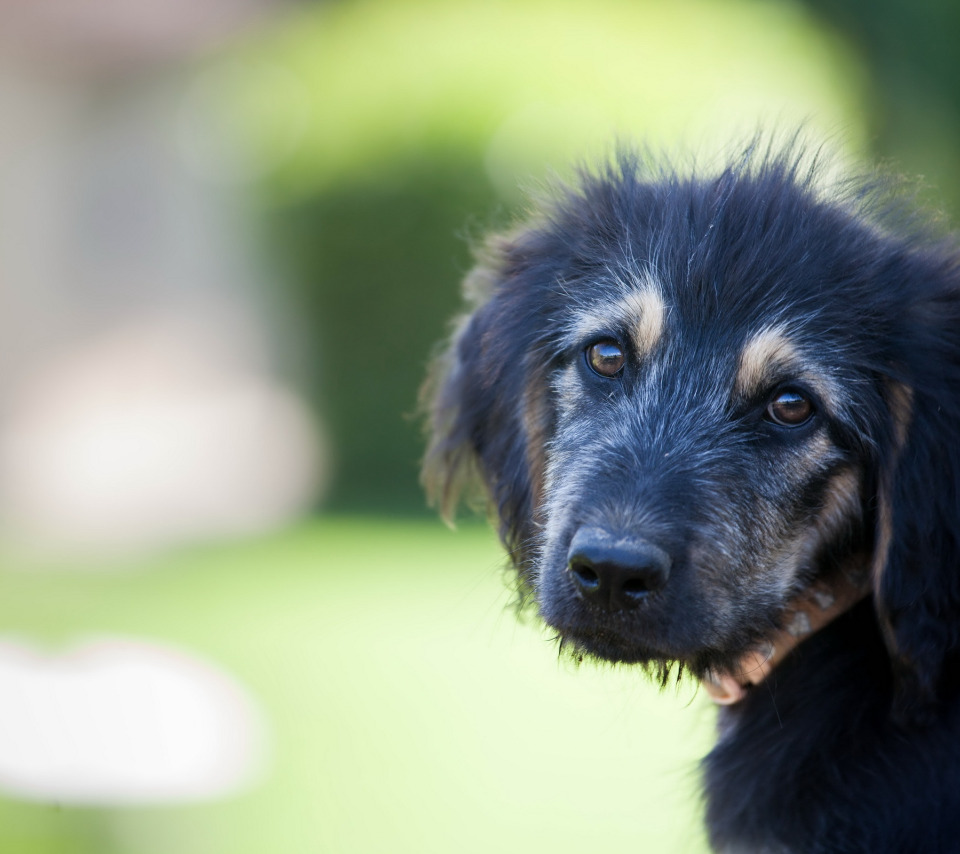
left=586, top=339, right=625, bottom=377
left=736, top=325, right=799, bottom=399
left=563, top=277, right=667, bottom=360
left=621, top=286, right=666, bottom=358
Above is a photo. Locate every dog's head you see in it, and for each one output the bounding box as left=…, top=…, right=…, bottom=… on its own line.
left=423, top=149, right=960, bottom=720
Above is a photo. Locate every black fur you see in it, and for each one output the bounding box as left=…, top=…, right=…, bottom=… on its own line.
left=423, top=142, right=960, bottom=852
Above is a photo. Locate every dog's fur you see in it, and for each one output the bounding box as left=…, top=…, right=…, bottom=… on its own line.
left=422, top=143, right=960, bottom=853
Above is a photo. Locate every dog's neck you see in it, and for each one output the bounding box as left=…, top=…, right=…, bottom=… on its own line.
left=702, top=564, right=872, bottom=705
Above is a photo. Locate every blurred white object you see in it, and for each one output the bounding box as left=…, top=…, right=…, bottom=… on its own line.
left=0, top=637, right=267, bottom=804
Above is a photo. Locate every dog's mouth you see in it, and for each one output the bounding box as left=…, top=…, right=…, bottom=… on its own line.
left=555, top=622, right=664, bottom=664
left=544, top=547, right=874, bottom=698
left=537, top=525, right=722, bottom=664
left=540, top=580, right=702, bottom=666
left=545, top=596, right=756, bottom=683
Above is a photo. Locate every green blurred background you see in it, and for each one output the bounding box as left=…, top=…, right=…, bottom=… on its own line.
left=0, top=0, right=957, bottom=851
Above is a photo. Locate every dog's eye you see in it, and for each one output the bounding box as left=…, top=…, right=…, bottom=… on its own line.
left=765, top=389, right=814, bottom=427
left=586, top=339, right=625, bottom=378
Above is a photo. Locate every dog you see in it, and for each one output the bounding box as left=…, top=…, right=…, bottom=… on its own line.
left=422, top=142, right=960, bottom=853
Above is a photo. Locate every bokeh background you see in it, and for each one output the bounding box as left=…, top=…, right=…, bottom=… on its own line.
left=0, top=1, right=957, bottom=851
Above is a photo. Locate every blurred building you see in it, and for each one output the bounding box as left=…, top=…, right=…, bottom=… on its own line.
left=0, top=0, right=324, bottom=555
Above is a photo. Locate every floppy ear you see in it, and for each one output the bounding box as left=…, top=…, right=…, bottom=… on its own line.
left=420, top=236, right=554, bottom=574
left=874, top=284, right=960, bottom=724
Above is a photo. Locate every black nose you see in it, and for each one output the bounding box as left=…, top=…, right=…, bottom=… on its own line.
left=566, top=528, right=672, bottom=610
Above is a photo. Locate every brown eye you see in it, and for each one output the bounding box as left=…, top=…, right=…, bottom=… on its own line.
left=766, top=389, right=814, bottom=427
left=586, top=339, right=625, bottom=377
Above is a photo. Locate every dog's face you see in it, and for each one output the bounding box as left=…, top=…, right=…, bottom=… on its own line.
left=535, top=279, right=873, bottom=673
left=424, top=150, right=960, bottom=707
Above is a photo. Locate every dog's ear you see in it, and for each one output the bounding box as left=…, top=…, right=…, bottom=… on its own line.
left=874, top=282, right=960, bottom=724
left=421, top=234, right=554, bottom=571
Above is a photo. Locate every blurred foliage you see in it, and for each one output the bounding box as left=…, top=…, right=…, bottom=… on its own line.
left=0, top=518, right=714, bottom=854
left=806, top=0, right=960, bottom=217
left=232, top=0, right=870, bottom=512
left=268, top=155, right=502, bottom=511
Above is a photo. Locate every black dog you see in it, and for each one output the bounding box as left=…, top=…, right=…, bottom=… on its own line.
left=423, top=143, right=960, bottom=853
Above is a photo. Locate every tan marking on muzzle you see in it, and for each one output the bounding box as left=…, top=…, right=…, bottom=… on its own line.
left=814, top=466, right=863, bottom=543
left=756, top=464, right=863, bottom=603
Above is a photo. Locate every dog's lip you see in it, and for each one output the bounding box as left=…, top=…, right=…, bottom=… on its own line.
left=547, top=618, right=677, bottom=662
left=539, top=563, right=684, bottom=659
left=543, top=584, right=734, bottom=664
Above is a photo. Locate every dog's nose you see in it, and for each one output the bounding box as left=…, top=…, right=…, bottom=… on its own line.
left=567, top=528, right=672, bottom=610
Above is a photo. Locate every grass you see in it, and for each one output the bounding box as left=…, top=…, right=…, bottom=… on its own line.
left=0, top=517, right=715, bottom=853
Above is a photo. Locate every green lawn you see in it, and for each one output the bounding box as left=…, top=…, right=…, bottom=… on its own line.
left=0, top=518, right=714, bottom=853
